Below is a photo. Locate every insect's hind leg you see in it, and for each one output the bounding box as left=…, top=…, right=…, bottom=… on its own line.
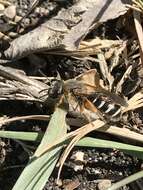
left=83, top=97, right=107, bottom=122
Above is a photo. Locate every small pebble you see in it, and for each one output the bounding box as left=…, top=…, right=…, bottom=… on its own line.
left=98, top=180, right=111, bottom=190
left=39, top=7, right=46, bottom=14
left=0, top=3, right=4, bottom=16
left=14, top=15, right=22, bottom=23
left=0, top=32, right=4, bottom=39
left=23, top=18, right=30, bottom=26
left=35, top=7, right=40, bottom=14
left=8, top=32, right=18, bottom=38
left=74, top=151, right=84, bottom=162
left=74, top=165, right=84, bottom=171
left=23, top=5, right=28, bottom=9
left=4, top=5, right=16, bottom=19
left=0, top=3, right=4, bottom=11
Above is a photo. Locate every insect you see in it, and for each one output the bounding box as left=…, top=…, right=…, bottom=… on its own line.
left=88, top=91, right=126, bottom=122
left=47, top=69, right=128, bottom=122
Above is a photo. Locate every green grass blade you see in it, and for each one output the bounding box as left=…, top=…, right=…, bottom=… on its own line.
left=108, top=170, right=143, bottom=190
left=12, top=106, right=67, bottom=190
left=1, top=127, right=143, bottom=160
left=0, top=131, right=42, bottom=141
left=77, top=137, right=143, bottom=159
left=1, top=130, right=143, bottom=160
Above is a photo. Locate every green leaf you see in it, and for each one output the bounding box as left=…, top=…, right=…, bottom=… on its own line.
left=77, top=137, right=143, bottom=160
left=12, top=106, right=67, bottom=190
left=0, top=131, right=42, bottom=141
left=1, top=130, right=143, bottom=159
left=108, top=170, right=143, bottom=190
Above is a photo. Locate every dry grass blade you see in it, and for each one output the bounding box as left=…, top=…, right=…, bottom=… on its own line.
left=0, top=115, right=50, bottom=126
left=47, top=38, right=122, bottom=58
left=116, top=65, right=132, bottom=94
left=109, top=41, right=127, bottom=72
left=35, top=120, right=105, bottom=157
left=0, top=65, right=48, bottom=89
left=57, top=121, right=105, bottom=180
left=133, top=9, right=143, bottom=64
left=109, top=170, right=143, bottom=190
left=0, top=65, right=50, bottom=102
left=80, top=38, right=122, bottom=49
left=35, top=110, right=143, bottom=181
left=57, top=134, right=84, bottom=181
left=97, top=53, right=114, bottom=90
left=97, top=125, right=143, bottom=143
left=123, top=91, right=143, bottom=113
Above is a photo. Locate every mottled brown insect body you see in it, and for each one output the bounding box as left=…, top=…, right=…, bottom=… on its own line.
left=48, top=69, right=127, bottom=122
left=90, top=92, right=122, bottom=122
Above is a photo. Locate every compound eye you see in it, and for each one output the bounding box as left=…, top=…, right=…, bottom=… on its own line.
left=48, top=80, right=63, bottom=99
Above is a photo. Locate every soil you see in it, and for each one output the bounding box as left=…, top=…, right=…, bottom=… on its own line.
left=0, top=0, right=143, bottom=190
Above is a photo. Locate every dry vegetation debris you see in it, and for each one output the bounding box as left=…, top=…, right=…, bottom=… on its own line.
left=0, top=0, right=143, bottom=190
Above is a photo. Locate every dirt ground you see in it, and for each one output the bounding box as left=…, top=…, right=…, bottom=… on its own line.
left=0, top=0, right=143, bottom=190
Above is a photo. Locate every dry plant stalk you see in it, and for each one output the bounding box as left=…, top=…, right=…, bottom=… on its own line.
left=133, top=9, right=143, bottom=64
left=116, top=65, right=132, bottom=94
left=0, top=115, right=50, bottom=127
left=0, top=65, right=50, bottom=102
left=123, top=91, right=143, bottom=112
left=97, top=53, right=114, bottom=91
left=109, top=41, right=127, bottom=72
left=43, top=38, right=123, bottom=58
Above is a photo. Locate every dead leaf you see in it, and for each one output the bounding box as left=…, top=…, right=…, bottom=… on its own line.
left=0, top=0, right=131, bottom=62
left=63, top=0, right=131, bottom=50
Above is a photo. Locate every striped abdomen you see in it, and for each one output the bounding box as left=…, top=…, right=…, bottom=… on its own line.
left=92, top=93, right=122, bottom=122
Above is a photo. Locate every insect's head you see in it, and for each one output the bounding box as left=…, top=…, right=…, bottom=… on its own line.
left=48, top=79, right=64, bottom=99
